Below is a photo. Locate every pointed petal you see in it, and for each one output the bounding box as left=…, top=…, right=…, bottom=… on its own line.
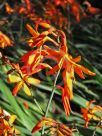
left=28, top=54, right=36, bottom=65
left=62, top=70, right=74, bottom=99
left=23, top=83, right=31, bottom=96
left=38, top=63, right=52, bottom=69
left=46, top=37, right=59, bottom=46
left=27, top=38, right=34, bottom=47
left=62, top=90, right=71, bottom=116
left=57, top=30, right=68, bottom=53
left=9, top=115, right=17, bottom=124
left=20, top=50, right=36, bottom=64
left=72, top=56, right=81, bottom=62
left=80, top=65, right=96, bottom=76
left=32, top=63, right=51, bottom=73
left=44, top=45, right=60, bottom=61
left=74, top=66, right=85, bottom=79
left=33, top=38, right=43, bottom=46
left=7, top=75, right=21, bottom=83
left=25, top=0, right=31, bottom=12
left=46, top=65, right=59, bottom=75
left=12, top=82, right=23, bottom=96
left=59, top=124, right=72, bottom=136
left=21, top=65, right=32, bottom=75
left=0, top=31, right=13, bottom=48
left=58, top=130, right=64, bottom=136
left=13, top=128, right=21, bottom=134
left=57, top=85, right=71, bottom=116
left=32, top=120, right=43, bottom=133
left=32, top=118, right=56, bottom=133
left=28, top=77, right=40, bottom=85
left=26, top=24, right=38, bottom=37
left=38, top=22, right=51, bottom=29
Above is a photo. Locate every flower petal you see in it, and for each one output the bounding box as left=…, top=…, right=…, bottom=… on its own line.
left=23, top=83, right=31, bottom=96
left=74, top=66, right=85, bottom=79
left=62, top=90, right=71, bottom=116
left=28, top=77, right=40, bottom=85
left=7, top=75, right=21, bottom=83
left=44, top=45, right=60, bottom=61
left=46, top=65, right=59, bottom=75
left=12, top=82, right=23, bottom=96
left=26, top=24, right=38, bottom=37
left=9, top=115, right=17, bottom=124
left=57, top=85, right=71, bottom=116
left=79, top=65, right=96, bottom=76
left=62, top=70, right=74, bottom=99
left=72, top=56, right=81, bottom=62
left=32, top=121, right=42, bottom=133
left=38, top=22, right=51, bottom=29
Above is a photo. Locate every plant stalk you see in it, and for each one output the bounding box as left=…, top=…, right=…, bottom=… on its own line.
left=41, top=69, right=60, bottom=135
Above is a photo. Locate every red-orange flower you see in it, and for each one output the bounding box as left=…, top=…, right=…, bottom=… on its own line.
left=21, top=49, right=51, bottom=75
left=69, top=1, right=86, bottom=22
left=7, top=63, right=40, bottom=96
left=26, top=23, right=58, bottom=47
left=84, top=1, right=100, bottom=14
left=0, top=31, right=13, bottom=48
left=53, top=0, right=67, bottom=7
left=32, top=117, right=73, bottom=136
left=45, top=30, right=95, bottom=115
left=45, top=1, right=69, bottom=29
left=81, top=100, right=102, bottom=127
left=24, top=0, right=31, bottom=13
left=18, top=0, right=32, bottom=15
left=0, top=108, right=20, bottom=136
left=5, top=2, right=14, bottom=14
left=35, top=20, right=52, bottom=31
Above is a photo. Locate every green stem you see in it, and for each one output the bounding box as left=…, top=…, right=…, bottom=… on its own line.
left=92, top=119, right=101, bottom=136
left=33, top=98, right=44, bottom=114
left=18, top=71, right=44, bottom=115
left=41, top=69, right=60, bottom=135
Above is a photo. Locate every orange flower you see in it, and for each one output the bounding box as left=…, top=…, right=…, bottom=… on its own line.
left=0, top=109, right=20, bottom=136
left=26, top=23, right=58, bottom=47
left=45, top=30, right=95, bottom=115
left=32, top=117, right=73, bottom=136
left=35, top=20, right=52, bottom=31
left=5, top=2, right=14, bottom=14
left=67, top=0, right=86, bottom=22
left=7, top=63, right=40, bottom=96
left=69, top=1, right=86, bottom=22
left=88, top=7, right=100, bottom=14
left=57, top=85, right=72, bottom=116
left=45, top=0, right=85, bottom=25
left=18, top=6, right=25, bottom=14
left=21, top=49, right=51, bottom=75
left=18, top=0, right=32, bottom=15
left=45, top=1, right=69, bottom=29
left=24, top=0, right=31, bottom=13
left=81, top=100, right=102, bottom=127
left=0, top=31, right=13, bottom=48
left=84, top=1, right=100, bottom=14
left=52, top=0, right=68, bottom=8
left=71, top=3, right=81, bottom=22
